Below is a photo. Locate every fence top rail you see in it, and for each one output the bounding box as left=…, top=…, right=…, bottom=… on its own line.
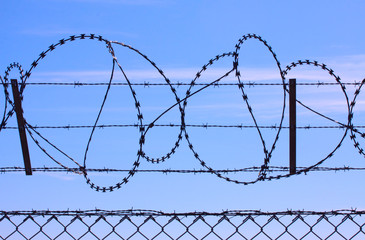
left=1, top=209, right=364, bottom=217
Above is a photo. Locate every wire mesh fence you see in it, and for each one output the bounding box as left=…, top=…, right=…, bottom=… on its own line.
left=1, top=209, right=365, bottom=240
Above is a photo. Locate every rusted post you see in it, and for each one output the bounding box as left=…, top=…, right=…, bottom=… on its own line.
left=11, top=79, right=32, bottom=175
left=289, top=78, right=296, bottom=174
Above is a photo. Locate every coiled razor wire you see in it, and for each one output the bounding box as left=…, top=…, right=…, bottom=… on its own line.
left=1, top=33, right=365, bottom=192
left=0, top=209, right=364, bottom=239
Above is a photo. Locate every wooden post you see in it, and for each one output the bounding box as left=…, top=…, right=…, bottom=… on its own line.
left=11, top=79, right=32, bottom=175
left=289, top=78, right=296, bottom=174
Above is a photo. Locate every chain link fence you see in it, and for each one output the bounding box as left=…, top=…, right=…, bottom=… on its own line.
left=1, top=209, right=365, bottom=239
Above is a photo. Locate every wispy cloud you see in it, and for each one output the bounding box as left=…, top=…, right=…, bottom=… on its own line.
left=30, top=67, right=278, bottom=83
left=30, top=68, right=226, bottom=83
left=27, top=55, right=365, bottom=120
left=27, top=53, right=365, bottom=83
left=318, top=54, right=365, bottom=81
left=37, top=172, right=77, bottom=181
left=29, top=66, right=361, bottom=84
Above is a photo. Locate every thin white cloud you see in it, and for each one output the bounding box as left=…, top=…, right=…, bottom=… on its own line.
left=30, top=68, right=228, bottom=83
left=30, top=67, right=276, bottom=83
left=27, top=55, right=365, bottom=120
left=32, top=70, right=111, bottom=77
left=29, top=66, right=358, bottom=84
left=317, top=54, right=365, bottom=81
left=36, top=172, right=77, bottom=181
left=27, top=53, right=365, bottom=87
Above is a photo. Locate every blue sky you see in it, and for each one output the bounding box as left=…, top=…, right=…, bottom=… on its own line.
left=1, top=0, right=365, bottom=213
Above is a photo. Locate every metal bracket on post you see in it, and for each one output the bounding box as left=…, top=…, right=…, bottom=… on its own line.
left=11, top=79, right=32, bottom=175
left=289, top=78, right=296, bottom=175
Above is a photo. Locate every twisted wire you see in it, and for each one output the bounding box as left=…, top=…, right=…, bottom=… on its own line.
left=349, top=79, right=365, bottom=156
left=25, top=122, right=83, bottom=174
left=3, top=123, right=365, bottom=130
left=1, top=208, right=364, bottom=216
left=1, top=81, right=363, bottom=86
left=0, top=62, right=25, bottom=132
left=2, top=33, right=365, bottom=192
left=1, top=166, right=365, bottom=174
left=110, top=40, right=189, bottom=165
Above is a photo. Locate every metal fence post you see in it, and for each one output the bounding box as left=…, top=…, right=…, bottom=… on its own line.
left=289, top=78, right=296, bottom=174
left=11, top=79, right=32, bottom=175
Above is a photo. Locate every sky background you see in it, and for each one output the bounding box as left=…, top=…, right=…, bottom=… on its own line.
left=1, top=0, right=365, bottom=213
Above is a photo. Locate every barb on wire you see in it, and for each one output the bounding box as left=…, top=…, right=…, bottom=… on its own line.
left=3, top=81, right=362, bottom=87
left=3, top=123, right=365, bottom=130
left=1, top=208, right=365, bottom=216
left=1, top=166, right=365, bottom=174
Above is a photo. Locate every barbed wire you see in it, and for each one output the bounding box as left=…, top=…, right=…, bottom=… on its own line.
left=1, top=208, right=364, bottom=216
left=1, top=33, right=365, bottom=192
left=2, top=81, right=364, bottom=86
left=3, top=124, right=365, bottom=130
left=1, top=166, right=365, bottom=174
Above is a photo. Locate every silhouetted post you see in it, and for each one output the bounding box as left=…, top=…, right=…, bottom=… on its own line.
left=11, top=79, right=32, bottom=175
left=289, top=78, right=296, bottom=174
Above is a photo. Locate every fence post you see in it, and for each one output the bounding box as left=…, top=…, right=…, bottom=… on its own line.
left=289, top=78, right=296, bottom=174
left=11, top=79, right=32, bottom=175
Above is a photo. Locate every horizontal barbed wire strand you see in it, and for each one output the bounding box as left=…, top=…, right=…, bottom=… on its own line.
left=1, top=81, right=363, bottom=86
left=2, top=124, right=365, bottom=130
left=1, top=166, right=364, bottom=174
left=1, top=208, right=364, bottom=216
